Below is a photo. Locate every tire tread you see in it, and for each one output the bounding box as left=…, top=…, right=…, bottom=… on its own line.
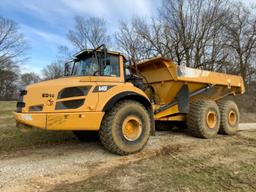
left=99, top=100, right=150, bottom=155
left=187, top=99, right=220, bottom=138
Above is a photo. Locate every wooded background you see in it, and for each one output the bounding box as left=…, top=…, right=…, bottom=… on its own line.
left=0, top=0, right=256, bottom=100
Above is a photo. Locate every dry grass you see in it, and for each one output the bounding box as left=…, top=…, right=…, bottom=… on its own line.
left=0, top=101, right=76, bottom=153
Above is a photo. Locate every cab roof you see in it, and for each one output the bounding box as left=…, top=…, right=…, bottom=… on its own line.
left=74, top=48, right=126, bottom=61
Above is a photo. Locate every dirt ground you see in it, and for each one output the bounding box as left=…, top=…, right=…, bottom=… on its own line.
left=0, top=100, right=256, bottom=192
left=53, top=129, right=256, bottom=192
left=0, top=125, right=255, bottom=192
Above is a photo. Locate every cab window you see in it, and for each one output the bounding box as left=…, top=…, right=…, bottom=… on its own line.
left=103, top=55, right=120, bottom=77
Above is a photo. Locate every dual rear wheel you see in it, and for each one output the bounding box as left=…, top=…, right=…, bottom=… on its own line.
left=187, top=99, right=239, bottom=138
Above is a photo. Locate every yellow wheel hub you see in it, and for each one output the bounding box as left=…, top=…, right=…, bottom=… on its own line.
left=228, top=110, right=237, bottom=125
left=206, top=111, right=217, bottom=129
left=122, top=116, right=142, bottom=141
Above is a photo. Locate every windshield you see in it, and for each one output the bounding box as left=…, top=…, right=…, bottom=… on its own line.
left=72, top=54, right=120, bottom=77
left=72, top=56, right=99, bottom=76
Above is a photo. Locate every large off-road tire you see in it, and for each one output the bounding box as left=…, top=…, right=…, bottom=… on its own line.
left=187, top=99, right=220, bottom=138
left=99, top=100, right=151, bottom=155
left=73, top=131, right=98, bottom=142
left=217, top=100, right=239, bottom=135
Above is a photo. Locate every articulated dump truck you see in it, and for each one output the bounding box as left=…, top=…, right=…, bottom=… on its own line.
left=14, top=45, right=245, bottom=155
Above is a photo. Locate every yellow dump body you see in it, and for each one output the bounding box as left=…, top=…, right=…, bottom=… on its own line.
left=137, top=57, right=245, bottom=120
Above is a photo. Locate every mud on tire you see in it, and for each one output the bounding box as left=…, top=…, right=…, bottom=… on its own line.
left=99, top=100, right=151, bottom=155
left=217, top=100, right=239, bottom=135
left=187, top=99, right=220, bottom=138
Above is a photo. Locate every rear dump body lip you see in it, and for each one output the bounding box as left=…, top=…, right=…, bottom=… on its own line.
left=13, top=111, right=104, bottom=131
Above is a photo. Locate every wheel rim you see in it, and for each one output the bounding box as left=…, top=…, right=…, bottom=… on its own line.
left=206, top=111, right=217, bottom=129
left=228, top=110, right=237, bottom=126
left=122, top=116, right=142, bottom=141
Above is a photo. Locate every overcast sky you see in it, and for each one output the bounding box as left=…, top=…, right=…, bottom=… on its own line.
left=0, top=0, right=254, bottom=74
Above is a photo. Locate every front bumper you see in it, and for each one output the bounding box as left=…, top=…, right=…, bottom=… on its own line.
left=13, top=112, right=104, bottom=131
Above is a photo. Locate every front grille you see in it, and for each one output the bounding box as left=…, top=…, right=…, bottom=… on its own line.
left=29, top=105, right=43, bottom=112
left=55, top=99, right=85, bottom=110
left=57, top=86, right=91, bottom=99
left=16, top=90, right=27, bottom=112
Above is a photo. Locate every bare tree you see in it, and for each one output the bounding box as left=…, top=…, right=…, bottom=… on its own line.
left=20, top=72, right=41, bottom=87
left=115, top=21, right=146, bottom=62
left=116, top=0, right=231, bottom=69
left=68, top=16, right=110, bottom=50
left=0, top=16, right=28, bottom=66
left=0, top=55, right=18, bottom=72
left=42, top=61, right=64, bottom=80
left=0, top=17, right=28, bottom=100
left=224, top=3, right=256, bottom=86
left=0, top=58, right=19, bottom=100
left=159, top=0, right=231, bottom=68
left=0, top=70, right=18, bottom=100
left=132, top=17, right=169, bottom=58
